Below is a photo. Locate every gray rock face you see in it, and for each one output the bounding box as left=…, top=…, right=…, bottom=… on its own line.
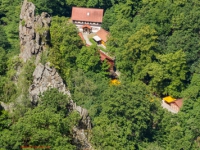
left=68, top=100, right=93, bottom=150
left=20, top=1, right=92, bottom=149
left=19, top=0, right=51, bottom=62
left=72, top=127, right=92, bottom=150
left=29, top=63, right=92, bottom=150
left=0, top=102, right=14, bottom=113
left=29, top=62, right=70, bottom=104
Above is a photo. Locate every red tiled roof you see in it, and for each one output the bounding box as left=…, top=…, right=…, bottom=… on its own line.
left=96, top=28, right=109, bottom=42
left=99, top=50, right=115, bottom=70
left=99, top=50, right=114, bottom=61
left=71, top=7, right=104, bottom=23
left=82, top=24, right=92, bottom=29
left=174, top=99, right=183, bottom=108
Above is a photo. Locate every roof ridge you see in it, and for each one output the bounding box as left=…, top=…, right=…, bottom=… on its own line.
left=72, top=7, right=104, bottom=10
left=71, top=7, right=104, bottom=23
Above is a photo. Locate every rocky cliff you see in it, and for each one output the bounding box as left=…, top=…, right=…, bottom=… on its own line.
left=29, top=62, right=71, bottom=105
left=29, top=63, right=93, bottom=150
left=19, top=0, right=51, bottom=62
left=19, top=1, right=93, bottom=149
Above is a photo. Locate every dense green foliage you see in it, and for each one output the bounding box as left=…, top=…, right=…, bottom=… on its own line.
left=0, top=89, right=79, bottom=149
left=48, top=16, right=83, bottom=79
left=76, top=45, right=101, bottom=73
left=1, top=0, right=200, bottom=149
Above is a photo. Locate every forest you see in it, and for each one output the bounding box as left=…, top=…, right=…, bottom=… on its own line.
left=1, top=0, right=200, bottom=149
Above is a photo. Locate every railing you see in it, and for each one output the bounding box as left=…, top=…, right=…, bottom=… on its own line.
left=74, top=22, right=101, bottom=27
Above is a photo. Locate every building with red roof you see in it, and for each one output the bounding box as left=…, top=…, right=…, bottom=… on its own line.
left=162, top=97, right=183, bottom=113
left=170, top=99, right=183, bottom=112
left=96, top=28, right=109, bottom=46
left=71, top=7, right=104, bottom=33
left=99, top=50, right=115, bottom=71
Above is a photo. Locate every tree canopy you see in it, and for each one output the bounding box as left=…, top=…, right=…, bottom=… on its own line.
left=1, top=0, right=200, bottom=149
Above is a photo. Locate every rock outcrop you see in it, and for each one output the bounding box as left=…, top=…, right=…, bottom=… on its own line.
left=19, top=0, right=51, bottom=62
left=29, top=63, right=92, bottom=149
left=29, top=62, right=71, bottom=104
left=19, top=1, right=92, bottom=149
left=68, top=100, right=92, bottom=150
left=0, top=102, right=14, bottom=113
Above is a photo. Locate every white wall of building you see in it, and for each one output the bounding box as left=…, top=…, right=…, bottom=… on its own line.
left=76, top=24, right=101, bottom=33
left=73, top=20, right=101, bottom=33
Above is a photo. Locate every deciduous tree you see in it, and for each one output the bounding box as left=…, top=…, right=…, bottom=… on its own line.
left=49, top=16, right=83, bottom=79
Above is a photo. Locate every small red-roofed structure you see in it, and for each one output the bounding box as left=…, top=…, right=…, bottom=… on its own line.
left=82, top=24, right=92, bottom=33
left=170, top=99, right=183, bottom=112
left=99, top=50, right=115, bottom=71
left=162, top=97, right=183, bottom=113
left=78, top=32, right=85, bottom=42
left=82, top=24, right=92, bottom=29
left=96, top=28, right=109, bottom=46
